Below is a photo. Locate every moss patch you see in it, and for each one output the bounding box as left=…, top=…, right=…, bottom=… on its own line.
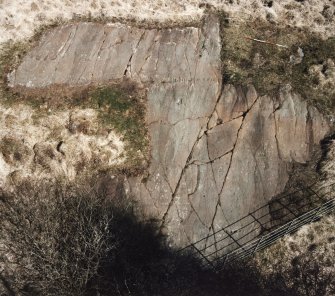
left=88, top=84, right=149, bottom=173
left=218, top=13, right=335, bottom=114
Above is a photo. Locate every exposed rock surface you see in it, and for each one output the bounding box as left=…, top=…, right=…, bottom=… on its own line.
left=8, top=16, right=330, bottom=247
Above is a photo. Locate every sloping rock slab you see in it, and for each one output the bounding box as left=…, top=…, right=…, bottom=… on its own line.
left=9, top=16, right=330, bottom=248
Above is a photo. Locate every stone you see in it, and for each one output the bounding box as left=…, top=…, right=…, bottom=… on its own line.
left=207, top=117, right=242, bottom=161
left=8, top=15, right=330, bottom=249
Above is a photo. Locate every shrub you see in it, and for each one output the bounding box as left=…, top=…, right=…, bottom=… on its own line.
left=0, top=181, right=216, bottom=296
left=1, top=180, right=334, bottom=296
left=1, top=181, right=127, bottom=295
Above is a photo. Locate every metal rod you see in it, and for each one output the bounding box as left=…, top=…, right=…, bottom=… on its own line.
left=191, top=243, right=214, bottom=268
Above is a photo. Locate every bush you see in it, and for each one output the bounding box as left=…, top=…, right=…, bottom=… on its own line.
left=0, top=181, right=220, bottom=296
left=1, top=180, right=334, bottom=296
left=1, top=182, right=126, bottom=295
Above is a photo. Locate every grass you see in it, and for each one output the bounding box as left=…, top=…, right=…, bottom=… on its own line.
left=218, top=13, right=335, bottom=115
left=0, top=136, right=31, bottom=165
left=88, top=84, right=149, bottom=173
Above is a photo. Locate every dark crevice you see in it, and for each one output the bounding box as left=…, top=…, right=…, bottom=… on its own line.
left=123, top=32, right=146, bottom=77
left=92, top=27, right=108, bottom=78
left=159, top=125, right=210, bottom=231
left=56, top=141, right=64, bottom=155
left=216, top=92, right=261, bottom=220
left=316, top=133, right=335, bottom=172
left=123, top=53, right=134, bottom=77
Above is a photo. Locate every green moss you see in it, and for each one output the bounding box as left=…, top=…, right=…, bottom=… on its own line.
left=218, top=14, right=335, bottom=114
left=89, top=86, right=149, bottom=171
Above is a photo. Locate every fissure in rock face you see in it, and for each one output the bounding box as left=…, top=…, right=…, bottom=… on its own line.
left=8, top=15, right=330, bottom=247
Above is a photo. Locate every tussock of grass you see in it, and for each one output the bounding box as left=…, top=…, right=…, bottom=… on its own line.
left=0, top=136, right=31, bottom=165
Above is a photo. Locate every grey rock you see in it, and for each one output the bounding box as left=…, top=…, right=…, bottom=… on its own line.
left=9, top=16, right=330, bottom=249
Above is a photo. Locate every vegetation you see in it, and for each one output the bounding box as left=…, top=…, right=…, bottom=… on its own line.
left=0, top=136, right=31, bottom=165
left=1, top=181, right=334, bottom=296
left=0, top=181, right=220, bottom=296
left=255, top=212, right=335, bottom=296
left=218, top=14, right=335, bottom=114
left=89, top=84, right=149, bottom=172
left=0, top=14, right=334, bottom=295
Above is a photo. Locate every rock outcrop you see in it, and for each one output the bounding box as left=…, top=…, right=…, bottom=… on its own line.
left=8, top=16, right=330, bottom=247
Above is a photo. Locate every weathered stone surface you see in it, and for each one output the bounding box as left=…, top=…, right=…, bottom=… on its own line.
left=9, top=16, right=330, bottom=248
left=207, top=118, right=242, bottom=161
